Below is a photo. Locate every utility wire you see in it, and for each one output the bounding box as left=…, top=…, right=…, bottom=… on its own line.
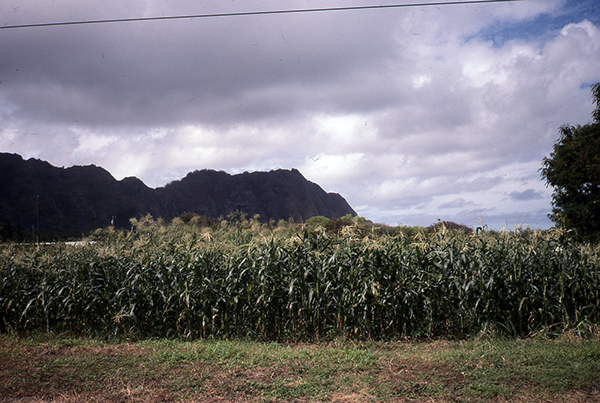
left=1, top=0, right=522, bottom=30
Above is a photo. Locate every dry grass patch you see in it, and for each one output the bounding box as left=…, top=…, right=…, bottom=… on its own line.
left=1, top=336, right=599, bottom=402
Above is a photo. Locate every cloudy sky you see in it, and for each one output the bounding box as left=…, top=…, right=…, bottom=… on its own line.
left=1, top=0, right=599, bottom=229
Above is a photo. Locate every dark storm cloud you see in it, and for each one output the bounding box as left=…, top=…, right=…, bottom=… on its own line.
left=1, top=1, right=400, bottom=128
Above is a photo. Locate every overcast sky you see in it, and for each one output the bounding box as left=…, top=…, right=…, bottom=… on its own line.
left=1, top=0, right=599, bottom=229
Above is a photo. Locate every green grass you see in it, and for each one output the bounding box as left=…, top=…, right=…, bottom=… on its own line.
left=1, top=334, right=598, bottom=402
left=435, top=336, right=600, bottom=399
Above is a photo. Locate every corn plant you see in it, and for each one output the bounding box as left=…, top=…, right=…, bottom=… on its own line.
left=1, top=218, right=599, bottom=340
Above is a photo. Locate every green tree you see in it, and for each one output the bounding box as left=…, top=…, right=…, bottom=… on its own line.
left=540, top=83, right=600, bottom=241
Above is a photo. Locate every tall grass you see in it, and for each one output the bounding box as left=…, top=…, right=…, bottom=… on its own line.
left=1, top=216, right=599, bottom=340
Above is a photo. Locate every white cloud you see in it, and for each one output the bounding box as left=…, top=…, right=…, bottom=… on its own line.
left=1, top=0, right=598, bottom=229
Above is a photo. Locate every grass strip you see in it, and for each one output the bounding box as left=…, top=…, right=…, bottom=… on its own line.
left=1, top=334, right=598, bottom=402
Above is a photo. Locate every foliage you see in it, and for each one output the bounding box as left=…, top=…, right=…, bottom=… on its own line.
left=305, top=215, right=331, bottom=230
left=427, top=220, right=474, bottom=235
left=305, top=214, right=366, bottom=234
left=0, top=221, right=29, bottom=243
left=1, top=216, right=599, bottom=341
left=541, top=83, right=600, bottom=242
left=593, top=82, right=600, bottom=122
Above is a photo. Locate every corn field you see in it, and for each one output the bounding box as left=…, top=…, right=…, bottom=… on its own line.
left=1, top=216, right=599, bottom=340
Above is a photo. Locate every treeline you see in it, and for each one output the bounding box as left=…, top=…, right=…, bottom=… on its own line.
left=178, top=211, right=470, bottom=238
left=0, top=221, right=31, bottom=243
left=0, top=220, right=83, bottom=243
left=0, top=207, right=475, bottom=243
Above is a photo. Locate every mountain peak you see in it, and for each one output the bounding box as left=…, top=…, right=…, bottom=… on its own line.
left=0, top=153, right=356, bottom=237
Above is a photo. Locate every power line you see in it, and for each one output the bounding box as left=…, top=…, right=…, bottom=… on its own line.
left=1, top=0, right=523, bottom=30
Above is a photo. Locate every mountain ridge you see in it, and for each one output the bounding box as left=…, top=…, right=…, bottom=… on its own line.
left=0, top=153, right=356, bottom=239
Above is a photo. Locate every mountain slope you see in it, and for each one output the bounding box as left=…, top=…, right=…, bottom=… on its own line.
left=0, top=153, right=356, bottom=238
left=162, top=168, right=355, bottom=223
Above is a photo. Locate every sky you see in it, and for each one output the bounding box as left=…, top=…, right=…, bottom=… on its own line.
left=1, top=0, right=599, bottom=230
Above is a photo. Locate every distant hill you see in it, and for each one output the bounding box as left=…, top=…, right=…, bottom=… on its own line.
left=0, top=153, right=356, bottom=239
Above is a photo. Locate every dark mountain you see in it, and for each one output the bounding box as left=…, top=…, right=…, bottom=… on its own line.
left=0, top=153, right=356, bottom=238
left=162, top=168, right=357, bottom=222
